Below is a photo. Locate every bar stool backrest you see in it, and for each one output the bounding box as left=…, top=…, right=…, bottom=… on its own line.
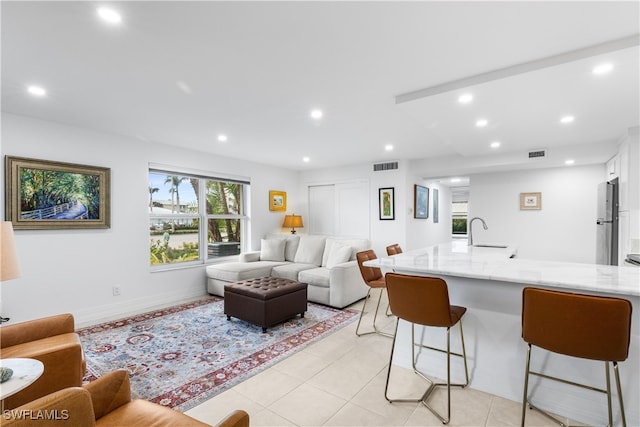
left=356, top=250, right=384, bottom=285
left=386, top=244, right=403, bottom=256
left=385, top=273, right=456, bottom=327
left=522, top=287, right=632, bottom=362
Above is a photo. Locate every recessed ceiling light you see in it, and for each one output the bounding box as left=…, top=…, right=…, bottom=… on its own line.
left=217, top=134, right=228, bottom=142
left=27, top=86, right=46, bottom=96
left=451, top=178, right=461, bottom=183
left=97, top=7, right=122, bottom=24
left=310, top=109, right=323, bottom=120
left=302, top=157, right=310, bottom=163
left=458, top=93, right=473, bottom=104
left=476, top=119, right=488, bottom=127
left=565, top=159, right=575, bottom=165
left=490, top=141, right=501, bottom=149
left=592, top=63, right=613, bottom=75
left=560, top=115, right=575, bottom=124
left=384, top=144, right=394, bottom=151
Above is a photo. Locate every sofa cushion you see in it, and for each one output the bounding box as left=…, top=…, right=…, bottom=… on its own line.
left=260, top=238, right=286, bottom=261
left=266, top=233, right=300, bottom=262
left=322, top=238, right=370, bottom=265
left=325, top=243, right=352, bottom=268
left=271, top=263, right=317, bottom=281
left=293, top=235, right=326, bottom=266
left=298, top=267, right=330, bottom=288
left=205, top=261, right=285, bottom=282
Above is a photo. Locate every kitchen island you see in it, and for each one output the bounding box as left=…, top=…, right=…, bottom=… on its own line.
left=365, top=241, right=639, bottom=426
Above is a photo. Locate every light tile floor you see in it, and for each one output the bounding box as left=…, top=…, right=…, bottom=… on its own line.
left=185, top=293, right=587, bottom=426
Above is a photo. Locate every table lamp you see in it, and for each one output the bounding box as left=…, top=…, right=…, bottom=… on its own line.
left=282, top=214, right=303, bottom=234
left=1, top=221, right=21, bottom=323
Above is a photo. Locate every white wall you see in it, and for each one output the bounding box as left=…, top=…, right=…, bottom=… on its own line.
left=468, top=165, right=604, bottom=263
left=405, top=172, right=453, bottom=251
left=0, top=114, right=299, bottom=326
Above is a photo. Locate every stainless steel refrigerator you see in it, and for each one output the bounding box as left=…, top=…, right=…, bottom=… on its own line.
left=596, top=179, right=618, bottom=265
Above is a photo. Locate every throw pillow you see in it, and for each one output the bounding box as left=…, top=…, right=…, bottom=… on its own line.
left=260, top=238, right=286, bottom=262
left=326, top=243, right=352, bottom=268
left=293, top=235, right=326, bottom=266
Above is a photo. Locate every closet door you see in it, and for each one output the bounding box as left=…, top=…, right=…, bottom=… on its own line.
left=335, top=180, right=369, bottom=238
left=308, top=180, right=369, bottom=238
left=308, top=185, right=336, bottom=235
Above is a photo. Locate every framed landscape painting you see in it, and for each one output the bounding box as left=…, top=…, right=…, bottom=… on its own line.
left=414, top=184, right=429, bottom=219
left=5, top=156, right=111, bottom=229
left=269, top=190, right=286, bottom=211
left=378, top=187, right=395, bottom=220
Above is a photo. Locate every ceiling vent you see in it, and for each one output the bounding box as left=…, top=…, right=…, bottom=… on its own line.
left=373, top=161, right=399, bottom=172
left=528, top=149, right=547, bottom=159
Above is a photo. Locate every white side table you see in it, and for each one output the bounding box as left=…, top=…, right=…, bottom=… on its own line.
left=0, top=358, right=44, bottom=410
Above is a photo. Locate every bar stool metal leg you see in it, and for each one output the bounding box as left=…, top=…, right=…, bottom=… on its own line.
left=355, top=288, right=393, bottom=337
left=521, top=347, right=627, bottom=427
left=385, top=319, right=468, bottom=424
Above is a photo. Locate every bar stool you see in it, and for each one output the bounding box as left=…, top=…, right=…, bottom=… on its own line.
left=355, top=250, right=393, bottom=337
left=521, top=287, right=632, bottom=427
left=386, top=243, right=403, bottom=256
left=384, top=273, right=469, bottom=424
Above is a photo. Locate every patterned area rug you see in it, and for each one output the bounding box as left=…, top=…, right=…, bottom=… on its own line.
left=78, top=296, right=356, bottom=412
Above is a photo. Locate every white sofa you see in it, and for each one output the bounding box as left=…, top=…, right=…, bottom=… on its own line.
left=205, top=234, right=370, bottom=308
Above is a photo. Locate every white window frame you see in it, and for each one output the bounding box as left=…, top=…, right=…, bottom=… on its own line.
left=149, top=165, right=250, bottom=271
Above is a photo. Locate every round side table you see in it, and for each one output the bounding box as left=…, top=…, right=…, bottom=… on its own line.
left=0, top=358, right=44, bottom=410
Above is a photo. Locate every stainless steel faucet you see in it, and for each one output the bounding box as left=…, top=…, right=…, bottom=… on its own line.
left=468, top=217, right=488, bottom=246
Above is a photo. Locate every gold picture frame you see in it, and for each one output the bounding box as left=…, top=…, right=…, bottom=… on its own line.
left=520, top=192, right=542, bottom=210
left=269, top=190, right=287, bottom=211
left=5, top=156, right=111, bottom=229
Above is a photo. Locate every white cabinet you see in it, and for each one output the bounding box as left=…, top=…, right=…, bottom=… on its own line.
left=617, top=142, right=629, bottom=211
left=606, top=154, right=619, bottom=179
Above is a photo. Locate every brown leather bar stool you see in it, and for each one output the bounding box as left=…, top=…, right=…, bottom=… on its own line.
left=521, top=287, right=632, bottom=427
left=355, top=250, right=393, bottom=337
left=386, top=243, right=403, bottom=256
left=384, top=273, right=469, bottom=424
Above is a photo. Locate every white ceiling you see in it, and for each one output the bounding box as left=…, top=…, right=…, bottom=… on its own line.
left=2, top=1, right=639, bottom=177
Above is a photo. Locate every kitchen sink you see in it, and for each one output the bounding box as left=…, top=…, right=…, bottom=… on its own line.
left=472, top=244, right=508, bottom=248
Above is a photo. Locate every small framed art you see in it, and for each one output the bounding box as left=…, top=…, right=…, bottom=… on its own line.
left=520, top=192, right=541, bottom=210
left=378, top=187, right=395, bottom=220
left=269, top=190, right=287, bottom=211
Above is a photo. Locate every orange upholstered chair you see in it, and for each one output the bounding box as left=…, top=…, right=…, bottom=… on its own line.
left=384, top=273, right=469, bottom=424
left=2, top=370, right=250, bottom=427
left=521, top=287, right=632, bottom=427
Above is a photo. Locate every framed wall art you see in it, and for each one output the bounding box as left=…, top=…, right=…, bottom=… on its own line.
left=414, top=184, right=429, bottom=219
left=520, top=192, right=542, bottom=210
left=433, top=188, right=439, bottom=223
left=5, top=156, right=111, bottom=229
left=378, top=187, right=395, bottom=220
left=269, top=190, right=287, bottom=211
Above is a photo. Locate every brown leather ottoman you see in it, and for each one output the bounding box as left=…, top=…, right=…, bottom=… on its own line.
left=224, top=277, right=308, bottom=332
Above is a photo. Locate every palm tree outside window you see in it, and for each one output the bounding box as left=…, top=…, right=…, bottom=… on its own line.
left=148, top=170, right=248, bottom=267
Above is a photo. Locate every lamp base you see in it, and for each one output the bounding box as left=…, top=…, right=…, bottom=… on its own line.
left=290, top=229, right=297, bottom=234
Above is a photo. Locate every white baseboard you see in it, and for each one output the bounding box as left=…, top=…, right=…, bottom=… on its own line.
left=74, top=287, right=209, bottom=328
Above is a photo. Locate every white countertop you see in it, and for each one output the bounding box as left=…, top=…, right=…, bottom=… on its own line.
left=366, top=241, right=640, bottom=297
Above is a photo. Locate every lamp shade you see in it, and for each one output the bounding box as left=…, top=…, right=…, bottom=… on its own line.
left=282, top=215, right=303, bottom=228
left=1, top=221, right=21, bottom=281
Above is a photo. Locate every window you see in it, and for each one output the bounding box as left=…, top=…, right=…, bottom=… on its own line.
left=452, top=201, right=468, bottom=235
left=149, top=169, right=248, bottom=267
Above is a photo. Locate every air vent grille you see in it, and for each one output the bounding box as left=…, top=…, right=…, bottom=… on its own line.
left=528, top=149, right=547, bottom=159
left=373, top=161, right=399, bottom=172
